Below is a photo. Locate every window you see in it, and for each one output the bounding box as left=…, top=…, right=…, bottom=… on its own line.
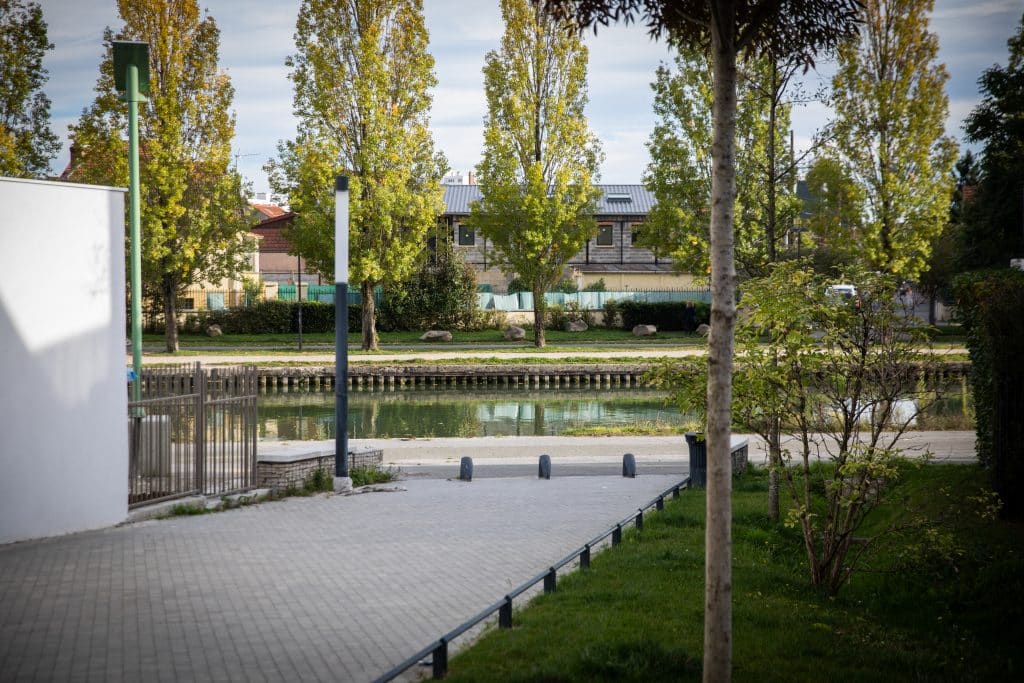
left=597, top=223, right=614, bottom=246
left=458, top=225, right=475, bottom=246
left=177, top=297, right=196, bottom=311
left=630, top=223, right=643, bottom=245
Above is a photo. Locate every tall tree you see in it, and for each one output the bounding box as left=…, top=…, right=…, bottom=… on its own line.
left=267, top=0, right=445, bottom=351
left=0, top=0, right=59, bottom=178
left=645, top=48, right=802, bottom=280
left=645, top=47, right=803, bottom=522
left=68, top=0, right=252, bottom=352
left=802, top=154, right=866, bottom=272
left=469, top=0, right=602, bottom=348
left=830, top=0, right=957, bottom=280
left=958, top=13, right=1024, bottom=269
left=540, top=2, right=860, bottom=680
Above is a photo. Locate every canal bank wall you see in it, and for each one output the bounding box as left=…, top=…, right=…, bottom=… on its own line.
left=250, top=361, right=970, bottom=391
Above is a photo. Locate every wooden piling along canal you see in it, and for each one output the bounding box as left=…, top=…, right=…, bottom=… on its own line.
left=251, top=361, right=970, bottom=392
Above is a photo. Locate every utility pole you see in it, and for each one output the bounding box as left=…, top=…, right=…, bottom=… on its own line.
left=112, top=41, right=150, bottom=408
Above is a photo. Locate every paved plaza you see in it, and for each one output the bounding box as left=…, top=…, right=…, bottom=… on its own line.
left=0, top=474, right=685, bottom=682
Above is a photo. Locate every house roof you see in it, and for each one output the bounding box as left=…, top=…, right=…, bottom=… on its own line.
left=441, top=184, right=656, bottom=216
left=250, top=212, right=296, bottom=252
left=251, top=203, right=287, bottom=220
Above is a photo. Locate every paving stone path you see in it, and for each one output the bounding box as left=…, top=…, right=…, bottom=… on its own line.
left=0, top=475, right=683, bottom=682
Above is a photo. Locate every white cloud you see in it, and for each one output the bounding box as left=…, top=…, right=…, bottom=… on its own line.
left=36, top=0, right=1013, bottom=191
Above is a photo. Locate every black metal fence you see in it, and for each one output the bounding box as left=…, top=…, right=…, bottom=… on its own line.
left=128, top=364, right=258, bottom=508
left=374, top=476, right=692, bottom=682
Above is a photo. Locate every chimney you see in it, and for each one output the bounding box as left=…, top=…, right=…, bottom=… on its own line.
left=468, top=171, right=477, bottom=185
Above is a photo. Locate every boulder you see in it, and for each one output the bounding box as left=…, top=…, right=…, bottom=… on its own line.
left=565, top=319, right=588, bottom=332
left=205, top=324, right=223, bottom=337
left=696, top=323, right=711, bottom=337
left=420, top=330, right=453, bottom=342
left=503, top=326, right=526, bottom=341
left=632, top=324, right=657, bottom=337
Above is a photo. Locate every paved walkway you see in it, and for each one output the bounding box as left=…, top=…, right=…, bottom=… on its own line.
left=0, top=475, right=683, bottom=682
left=137, top=346, right=966, bottom=366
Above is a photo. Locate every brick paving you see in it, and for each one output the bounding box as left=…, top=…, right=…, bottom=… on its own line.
left=0, top=474, right=683, bottom=682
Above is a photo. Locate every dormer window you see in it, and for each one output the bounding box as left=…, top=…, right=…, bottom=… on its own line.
left=605, top=193, right=631, bottom=204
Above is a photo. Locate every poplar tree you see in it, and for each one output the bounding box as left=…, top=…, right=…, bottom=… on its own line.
left=540, top=2, right=861, bottom=680
left=644, top=47, right=800, bottom=280
left=830, top=0, right=958, bottom=280
left=0, top=0, right=59, bottom=178
left=469, top=0, right=602, bottom=348
left=268, top=0, right=445, bottom=351
left=68, top=0, right=251, bottom=353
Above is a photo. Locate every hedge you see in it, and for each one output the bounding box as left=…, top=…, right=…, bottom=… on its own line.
left=186, top=300, right=362, bottom=334
left=611, top=300, right=710, bottom=332
left=954, top=269, right=1024, bottom=519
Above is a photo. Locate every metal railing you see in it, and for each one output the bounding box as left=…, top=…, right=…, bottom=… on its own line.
left=374, top=476, right=691, bottom=682
left=128, top=363, right=258, bottom=508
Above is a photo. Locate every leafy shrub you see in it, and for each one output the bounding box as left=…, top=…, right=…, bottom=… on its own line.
left=554, top=279, right=579, bottom=293
left=546, top=301, right=593, bottom=330
left=582, top=278, right=607, bottom=292
left=602, top=299, right=620, bottom=328
left=954, top=269, right=1024, bottom=518
left=380, top=251, right=480, bottom=331
left=616, top=300, right=709, bottom=331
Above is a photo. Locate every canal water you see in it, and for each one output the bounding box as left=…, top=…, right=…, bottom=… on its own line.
left=257, top=381, right=972, bottom=441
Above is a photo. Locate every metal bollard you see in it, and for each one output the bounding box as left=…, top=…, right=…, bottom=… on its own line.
left=538, top=454, right=551, bottom=480
left=459, top=456, right=473, bottom=482
left=622, top=452, right=637, bottom=478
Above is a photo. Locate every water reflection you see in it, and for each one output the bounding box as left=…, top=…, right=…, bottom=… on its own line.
left=257, top=379, right=972, bottom=441
left=258, top=387, right=688, bottom=440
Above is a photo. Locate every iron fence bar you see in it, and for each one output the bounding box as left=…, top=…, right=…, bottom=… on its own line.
left=373, top=476, right=691, bottom=682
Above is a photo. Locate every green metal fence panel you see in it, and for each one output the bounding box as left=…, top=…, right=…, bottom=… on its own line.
left=477, top=292, right=495, bottom=309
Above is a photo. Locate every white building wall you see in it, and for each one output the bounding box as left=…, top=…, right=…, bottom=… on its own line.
left=0, top=178, right=128, bottom=544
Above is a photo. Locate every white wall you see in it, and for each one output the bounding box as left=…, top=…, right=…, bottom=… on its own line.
left=0, top=177, right=128, bottom=544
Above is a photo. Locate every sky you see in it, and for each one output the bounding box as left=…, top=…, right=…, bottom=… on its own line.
left=39, top=0, right=1023, bottom=195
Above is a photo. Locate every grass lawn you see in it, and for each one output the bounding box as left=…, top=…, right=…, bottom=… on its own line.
left=141, top=329, right=708, bottom=347
left=446, top=465, right=1021, bottom=682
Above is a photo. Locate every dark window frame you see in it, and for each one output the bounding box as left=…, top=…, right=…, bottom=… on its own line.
left=457, top=224, right=475, bottom=246
left=596, top=223, right=614, bottom=247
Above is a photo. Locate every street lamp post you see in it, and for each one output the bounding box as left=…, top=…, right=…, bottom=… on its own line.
left=112, top=40, right=150, bottom=407
left=334, top=176, right=351, bottom=486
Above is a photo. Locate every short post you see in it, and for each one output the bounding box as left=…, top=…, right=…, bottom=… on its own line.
left=459, top=456, right=473, bottom=482
left=612, top=524, right=622, bottom=546
left=538, top=454, right=551, bottom=480
left=543, top=567, right=556, bottom=593
left=432, top=639, right=448, bottom=679
left=499, top=596, right=513, bottom=628
left=635, top=509, right=644, bottom=531
left=656, top=496, right=664, bottom=511
left=580, top=544, right=591, bottom=570
left=622, top=452, right=637, bottom=478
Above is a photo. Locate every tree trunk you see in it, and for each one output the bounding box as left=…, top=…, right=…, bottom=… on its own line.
left=360, top=280, right=378, bottom=351
left=767, top=421, right=781, bottom=523
left=766, top=62, right=778, bottom=266
left=533, top=285, right=546, bottom=348
left=704, top=6, right=738, bottom=682
left=161, top=277, right=179, bottom=353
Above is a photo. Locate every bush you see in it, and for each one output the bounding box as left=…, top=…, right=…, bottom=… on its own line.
left=380, top=251, right=480, bottom=331
left=616, top=300, right=709, bottom=332
left=602, top=299, right=620, bottom=328
left=582, top=278, right=607, bottom=292
left=546, top=301, right=593, bottom=330
left=196, top=299, right=358, bottom=335
left=954, top=269, right=1024, bottom=518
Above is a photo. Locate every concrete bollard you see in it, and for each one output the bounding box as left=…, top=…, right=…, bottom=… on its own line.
left=538, top=454, right=551, bottom=480
left=459, top=456, right=473, bottom=482
left=622, top=452, right=637, bottom=478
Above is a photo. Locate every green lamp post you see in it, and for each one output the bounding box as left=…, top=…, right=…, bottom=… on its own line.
left=112, top=40, right=150, bottom=406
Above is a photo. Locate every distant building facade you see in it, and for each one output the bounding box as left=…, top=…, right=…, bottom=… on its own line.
left=440, top=184, right=694, bottom=292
